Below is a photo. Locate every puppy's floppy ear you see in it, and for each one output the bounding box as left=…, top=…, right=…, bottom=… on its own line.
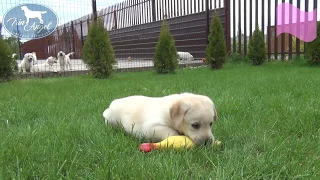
left=170, top=101, right=191, bottom=131
left=213, top=107, right=218, bottom=121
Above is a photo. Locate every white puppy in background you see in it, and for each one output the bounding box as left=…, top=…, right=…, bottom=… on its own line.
left=103, top=92, right=218, bottom=145
left=34, top=56, right=58, bottom=72
left=12, top=53, right=17, bottom=59
left=57, top=51, right=74, bottom=71
left=32, top=52, right=38, bottom=65
left=18, top=53, right=37, bottom=73
left=177, top=52, right=194, bottom=64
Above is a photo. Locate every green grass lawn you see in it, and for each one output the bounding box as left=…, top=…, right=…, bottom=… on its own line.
left=0, top=62, right=319, bottom=179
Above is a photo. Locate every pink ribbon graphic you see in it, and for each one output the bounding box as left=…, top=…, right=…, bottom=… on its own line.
left=276, top=3, right=317, bottom=42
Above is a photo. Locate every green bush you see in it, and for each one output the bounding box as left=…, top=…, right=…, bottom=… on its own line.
left=4, top=36, right=20, bottom=59
left=230, top=41, right=245, bottom=55
left=229, top=52, right=249, bottom=64
left=82, top=18, right=116, bottom=78
left=205, top=13, right=227, bottom=69
left=248, top=26, right=266, bottom=65
left=153, top=20, right=179, bottom=74
left=305, top=22, right=320, bottom=66
left=0, top=36, right=15, bottom=82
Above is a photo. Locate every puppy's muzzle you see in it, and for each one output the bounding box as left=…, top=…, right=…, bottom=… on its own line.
left=202, top=137, right=214, bottom=146
left=204, top=139, right=212, bottom=145
left=28, top=58, right=33, bottom=62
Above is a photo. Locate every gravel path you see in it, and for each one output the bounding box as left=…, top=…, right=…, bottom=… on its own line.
left=16, top=58, right=204, bottom=72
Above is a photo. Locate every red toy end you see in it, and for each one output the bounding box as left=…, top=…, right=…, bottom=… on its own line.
left=139, top=143, right=152, bottom=153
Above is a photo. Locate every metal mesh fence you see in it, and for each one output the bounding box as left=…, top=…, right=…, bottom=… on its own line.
left=1, top=0, right=227, bottom=78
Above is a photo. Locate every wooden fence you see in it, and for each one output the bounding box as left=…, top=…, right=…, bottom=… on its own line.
left=21, top=0, right=230, bottom=60
left=230, top=0, right=318, bottom=60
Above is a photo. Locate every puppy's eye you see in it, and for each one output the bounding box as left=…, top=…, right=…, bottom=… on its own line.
left=210, top=122, right=213, bottom=126
left=191, top=122, right=200, bottom=129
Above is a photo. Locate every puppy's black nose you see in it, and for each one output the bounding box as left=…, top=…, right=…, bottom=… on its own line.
left=204, top=138, right=212, bottom=146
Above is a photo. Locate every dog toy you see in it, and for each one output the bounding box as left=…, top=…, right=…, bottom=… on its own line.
left=213, top=140, right=222, bottom=148
left=139, top=135, right=222, bottom=153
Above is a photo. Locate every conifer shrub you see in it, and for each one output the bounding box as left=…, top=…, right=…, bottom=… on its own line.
left=305, top=21, right=320, bottom=66
left=205, top=13, right=227, bottom=69
left=248, top=26, right=266, bottom=65
left=82, top=18, right=116, bottom=78
left=153, top=20, right=179, bottom=74
left=0, top=36, right=15, bottom=82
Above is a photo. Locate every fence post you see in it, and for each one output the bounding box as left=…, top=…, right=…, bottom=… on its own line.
left=238, top=0, right=241, bottom=54
left=18, top=36, right=22, bottom=60
left=281, top=0, right=285, bottom=60
left=205, top=0, right=209, bottom=45
left=63, top=25, right=67, bottom=52
left=225, top=0, right=231, bottom=55
left=57, top=28, right=61, bottom=54
left=70, top=21, right=76, bottom=57
left=303, top=0, right=309, bottom=56
left=15, top=22, right=22, bottom=59
left=288, top=0, right=293, bottom=60
left=267, top=0, right=271, bottom=61
left=113, top=9, right=118, bottom=29
left=80, top=20, right=84, bottom=47
left=152, top=0, right=156, bottom=21
left=92, top=0, right=97, bottom=21
left=296, top=0, right=300, bottom=57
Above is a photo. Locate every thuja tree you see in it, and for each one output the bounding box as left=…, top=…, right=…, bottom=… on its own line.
left=153, top=20, right=179, bottom=74
left=0, top=36, right=15, bottom=82
left=82, top=18, right=116, bottom=78
left=305, top=21, right=320, bottom=66
left=205, top=13, right=227, bottom=69
left=248, top=26, right=266, bottom=65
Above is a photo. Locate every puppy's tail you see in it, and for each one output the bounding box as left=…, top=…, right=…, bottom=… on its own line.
left=103, top=108, right=111, bottom=119
left=66, top=52, right=75, bottom=57
left=103, top=108, right=115, bottom=125
left=12, top=53, right=17, bottom=59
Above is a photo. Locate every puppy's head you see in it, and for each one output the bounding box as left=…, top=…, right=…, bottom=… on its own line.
left=32, top=52, right=37, bottom=59
left=57, top=51, right=65, bottom=58
left=32, top=52, right=38, bottom=65
left=46, top=56, right=57, bottom=65
left=170, top=94, right=218, bottom=146
left=24, top=53, right=34, bottom=63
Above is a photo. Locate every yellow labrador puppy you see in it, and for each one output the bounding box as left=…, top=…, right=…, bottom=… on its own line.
left=33, top=56, right=58, bottom=72
left=18, top=52, right=37, bottom=73
left=57, top=51, right=74, bottom=71
left=103, top=93, right=218, bottom=145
